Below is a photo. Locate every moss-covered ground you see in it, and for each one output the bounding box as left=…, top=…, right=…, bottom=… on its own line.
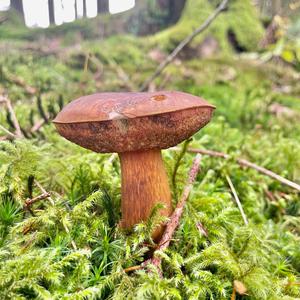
left=0, top=1, right=300, bottom=299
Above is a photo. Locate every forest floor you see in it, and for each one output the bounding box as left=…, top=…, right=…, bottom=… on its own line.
left=0, top=22, right=300, bottom=299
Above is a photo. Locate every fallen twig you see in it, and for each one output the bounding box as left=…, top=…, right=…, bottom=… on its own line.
left=24, top=192, right=50, bottom=208
left=196, top=221, right=209, bottom=239
left=264, top=189, right=276, bottom=202
left=30, top=119, right=46, bottom=134
left=226, top=174, right=248, bottom=225
left=0, top=95, right=23, bottom=138
left=0, top=124, right=16, bottom=138
left=123, top=265, right=143, bottom=273
left=178, top=147, right=300, bottom=193
left=140, top=0, right=228, bottom=91
left=5, top=73, right=37, bottom=95
left=286, top=281, right=300, bottom=287
left=0, top=135, right=10, bottom=141
left=233, top=280, right=248, bottom=297
left=34, top=180, right=55, bottom=206
left=151, top=154, right=201, bottom=265
left=231, top=288, right=236, bottom=300
left=21, top=231, right=38, bottom=251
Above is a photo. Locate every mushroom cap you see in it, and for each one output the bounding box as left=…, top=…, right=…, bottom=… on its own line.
left=53, top=91, right=215, bottom=153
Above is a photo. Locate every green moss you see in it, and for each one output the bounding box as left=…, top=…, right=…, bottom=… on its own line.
left=0, top=15, right=300, bottom=297
left=152, top=0, right=264, bottom=53
left=228, top=0, right=265, bottom=50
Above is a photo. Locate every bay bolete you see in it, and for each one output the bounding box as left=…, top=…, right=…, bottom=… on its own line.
left=53, top=91, right=215, bottom=240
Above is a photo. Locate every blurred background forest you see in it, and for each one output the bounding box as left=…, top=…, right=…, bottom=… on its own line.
left=0, top=0, right=300, bottom=299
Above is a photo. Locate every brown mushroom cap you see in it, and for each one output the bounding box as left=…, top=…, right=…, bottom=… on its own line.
left=53, top=91, right=215, bottom=153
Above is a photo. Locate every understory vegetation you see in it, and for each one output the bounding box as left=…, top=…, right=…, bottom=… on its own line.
left=0, top=0, right=300, bottom=299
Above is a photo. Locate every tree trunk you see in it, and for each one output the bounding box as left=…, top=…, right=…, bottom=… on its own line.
left=83, top=0, right=87, bottom=17
left=168, top=0, right=186, bottom=23
left=10, top=0, right=23, bottom=14
left=157, top=0, right=186, bottom=23
left=273, top=0, right=281, bottom=16
left=98, top=0, right=108, bottom=14
left=49, top=0, right=55, bottom=24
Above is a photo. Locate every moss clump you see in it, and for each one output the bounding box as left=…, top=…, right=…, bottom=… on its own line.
left=152, top=0, right=264, bottom=53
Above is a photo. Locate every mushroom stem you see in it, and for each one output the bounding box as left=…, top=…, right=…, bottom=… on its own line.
left=119, top=149, right=173, bottom=240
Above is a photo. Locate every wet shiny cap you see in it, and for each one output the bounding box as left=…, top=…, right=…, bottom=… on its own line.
left=53, top=91, right=215, bottom=123
left=53, top=91, right=215, bottom=153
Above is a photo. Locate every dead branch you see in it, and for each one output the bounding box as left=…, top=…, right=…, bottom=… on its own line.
left=148, top=154, right=202, bottom=271
left=231, top=288, right=236, bottom=300
left=196, top=221, right=209, bottom=239
left=157, top=73, right=172, bottom=90
left=21, top=231, right=38, bottom=251
left=264, top=189, right=276, bottom=202
left=5, top=73, right=37, bottom=95
left=123, top=265, right=142, bottom=273
left=226, top=174, right=248, bottom=225
left=286, top=281, right=300, bottom=287
left=34, top=180, right=55, bottom=205
left=0, top=95, right=23, bottom=138
left=30, top=119, right=46, bottom=134
left=24, top=192, right=50, bottom=208
left=0, top=124, right=16, bottom=138
left=140, top=0, right=228, bottom=91
left=0, top=135, right=11, bottom=141
left=180, top=147, right=300, bottom=193
left=233, top=280, right=248, bottom=296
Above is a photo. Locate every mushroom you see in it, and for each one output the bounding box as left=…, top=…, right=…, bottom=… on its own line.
left=53, top=91, right=215, bottom=240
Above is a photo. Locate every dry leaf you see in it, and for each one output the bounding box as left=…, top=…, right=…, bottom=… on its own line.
left=234, top=280, right=247, bottom=295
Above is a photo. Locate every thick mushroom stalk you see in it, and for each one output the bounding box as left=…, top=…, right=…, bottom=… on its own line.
left=53, top=91, right=215, bottom=239
left=119, top=149, right=172, bottom=239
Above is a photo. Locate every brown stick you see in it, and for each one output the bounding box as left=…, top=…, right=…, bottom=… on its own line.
left=123, top=265, right=143, bottom=273
left=231, top=288, right=236, bottom=300
left=140, top=0, right=228, bottom=91
left=24, top=192, right=50, bottom=208
left=0, top=124, right=16, bottom=138
left=196, top=221, right=209, bottom=238
left=30, top=119, right=45, bottom=134
left=264, top=189, right=276, bottom=202
left=226, top=174, right=248, bottom=225
left=34, top=180, right=55, bottom=206
left=5, top=73, right=37, bottom=95
left=148, top=154, right=202, bottom=269
left=286, top=282, right=300, bottom=287
left=183, top=148, right=300, bottom=193
left=0, top=135, right=11, bottom=141
left=0, top=95, right=23, bottom=138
